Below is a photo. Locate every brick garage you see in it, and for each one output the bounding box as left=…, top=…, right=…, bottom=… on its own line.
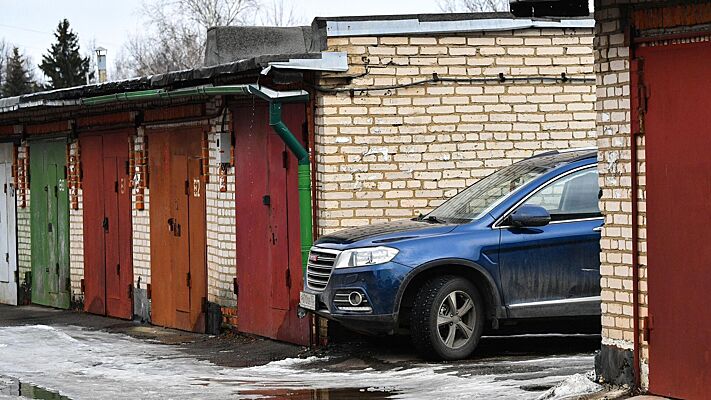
left=312, top=14, right=597, bottom=234
left=594, top=2, right=711, bottom=397
left=513, top=0, right=711, bottom=397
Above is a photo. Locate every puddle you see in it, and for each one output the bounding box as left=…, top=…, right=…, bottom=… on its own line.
left=239, top=387, right=395, bottom=399
left=0, top=376, right=72, bottom=399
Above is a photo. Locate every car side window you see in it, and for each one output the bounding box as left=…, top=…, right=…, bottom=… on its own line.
left=521, top=168, right=601, bottom=222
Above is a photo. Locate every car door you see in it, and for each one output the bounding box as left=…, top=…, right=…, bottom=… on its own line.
left=498, top=166, right=602, bottom=318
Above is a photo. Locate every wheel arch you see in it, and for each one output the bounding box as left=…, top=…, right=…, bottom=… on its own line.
left=395, top=259, right=505, bottom=329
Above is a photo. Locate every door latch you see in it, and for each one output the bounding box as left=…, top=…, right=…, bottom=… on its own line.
left=48, top=223, right=53, bottom=233
left=4, top=253, right=8, bottom=263
left=102, top=217, right=109, bottom=232
left=285, top=268, right=291, bottom=288
left=186, top=272, right=191, bottom=288
left=168, top=218, right=175, bottom=232
left=116, top=264, right=121, bottom=275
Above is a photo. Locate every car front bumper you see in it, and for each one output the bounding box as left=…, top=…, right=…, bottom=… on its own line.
left=300, top=260, right=412, bottom=335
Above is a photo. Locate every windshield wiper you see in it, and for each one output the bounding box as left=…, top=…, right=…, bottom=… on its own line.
left=425, top=215, right=445, bottom=224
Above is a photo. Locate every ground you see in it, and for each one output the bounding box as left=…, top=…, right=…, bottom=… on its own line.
left=0, top=305, right=610, bottom=399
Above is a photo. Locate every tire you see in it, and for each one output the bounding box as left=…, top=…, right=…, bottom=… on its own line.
left=410, top=275, right=485, bottom=360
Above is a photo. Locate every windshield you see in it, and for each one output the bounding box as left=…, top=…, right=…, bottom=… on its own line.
left=427, top=159, right=555, bottom=223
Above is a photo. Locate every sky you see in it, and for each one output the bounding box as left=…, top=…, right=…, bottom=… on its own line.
left=0, top=0, right=443, bottom=80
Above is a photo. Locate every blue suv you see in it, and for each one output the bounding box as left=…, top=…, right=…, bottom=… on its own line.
left=299, top=149, right=602, bottom=360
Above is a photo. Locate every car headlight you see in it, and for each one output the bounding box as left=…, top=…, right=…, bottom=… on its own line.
left=334, top=246, right=399, bottom=269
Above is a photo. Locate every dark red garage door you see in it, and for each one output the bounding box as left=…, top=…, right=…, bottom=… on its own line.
left=81, top=131, right=133, bottom=319
left=641, top=39, right=711, bottom=399
left=234, top=102, right=309, bottom=346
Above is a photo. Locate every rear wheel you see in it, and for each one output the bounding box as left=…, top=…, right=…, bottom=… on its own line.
left=410, top=275, right=484, bottom=360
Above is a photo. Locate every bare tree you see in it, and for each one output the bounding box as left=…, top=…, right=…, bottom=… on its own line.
left=438, top=0, right=509, bottom=12
left=258, top=0, right=306, bottom=27
left=0, top=39, right=7, bottom=88
left=116, top=0, right=259, bottom=79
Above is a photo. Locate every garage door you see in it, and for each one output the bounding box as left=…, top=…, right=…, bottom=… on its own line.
left=234, top=102, right=310, bottom=346
left=29, top=140, right=70, bottom=309
left=641, top=39, right=711, bottom=399
left=81, top=131, right=133, bottom=319
left=0, top=143, right=17, bottom=305
left=148, top=126, right=207, bottom=333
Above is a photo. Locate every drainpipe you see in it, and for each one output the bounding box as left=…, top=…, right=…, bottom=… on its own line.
left=269, top=101, right=313, bottom=273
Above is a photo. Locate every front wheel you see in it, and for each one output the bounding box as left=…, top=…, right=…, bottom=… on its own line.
left=410, top=275, right=484, bottom=360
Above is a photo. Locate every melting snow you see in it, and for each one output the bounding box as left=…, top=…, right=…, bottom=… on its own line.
left=0, top=325, right=595, bottom=399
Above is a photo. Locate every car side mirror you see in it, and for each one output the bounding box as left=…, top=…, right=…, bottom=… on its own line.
left=507, top=204, right=551, bottom=227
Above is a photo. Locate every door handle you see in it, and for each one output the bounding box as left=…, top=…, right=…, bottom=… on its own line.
left=592, top=226, right=603, bottom=232
left=168, top=218, right=175, bottom=232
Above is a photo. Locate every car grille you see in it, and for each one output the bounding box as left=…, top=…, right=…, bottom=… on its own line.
left=306, top=247, right=340, bottom=291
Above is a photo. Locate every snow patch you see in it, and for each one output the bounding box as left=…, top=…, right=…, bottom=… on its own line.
left=0, top=325, right=595, bottom=400
left=537, top=373, right=602, bottom=400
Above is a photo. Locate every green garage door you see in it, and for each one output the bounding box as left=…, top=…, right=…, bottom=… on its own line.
left=30, top=140, right=70, bottom=309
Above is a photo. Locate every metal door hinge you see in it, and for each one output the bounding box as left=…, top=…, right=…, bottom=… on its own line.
left=185, top=180, right=189, bottom=196
left=643, top=316, right=653, bottom=342
left=282, top=150, right=289, bottom=169
left=233, top=278, right=238, bottom=295
left=186, top=272, right=191, bottom=288
left=66, top=277, right=70, bottom=291
left=116, top=264, right=121, bottom=275
left=55, top=263, right=59, bottom=275
left=80, top=278, right=85, bottom=293
left=128, top=284, right=133, bottom=299
left=285, top=268, right=291, bottom=288
left=3, top=183, right=6, bottom=194
left=147, top=283, right=152, bottom=299
left=5, top=253, right=8, bottom=263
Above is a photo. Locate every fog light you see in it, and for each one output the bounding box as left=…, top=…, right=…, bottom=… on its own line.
left=348, top=291, right=364, bottom=306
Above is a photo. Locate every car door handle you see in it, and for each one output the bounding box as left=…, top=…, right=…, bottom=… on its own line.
left=592, top=226, right=603, bottom=232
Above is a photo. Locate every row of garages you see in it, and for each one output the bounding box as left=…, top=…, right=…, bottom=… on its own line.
left=1, top=3, right=708, bottom=398
left=0, top=15, right=596, bottom=345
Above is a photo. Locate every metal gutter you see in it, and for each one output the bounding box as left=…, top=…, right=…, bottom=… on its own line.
left=326, top=17, right=595, bottom=37
left=0, top=99, right=82, bottom=113
left=80, top=84, right=308, bottom=106
left=262, top=52, right=349, bottom=75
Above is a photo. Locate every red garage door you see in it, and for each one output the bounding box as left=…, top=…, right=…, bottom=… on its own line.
left=233, top=102, right=309, bottom=346
left=641, top=40, right=711, bottom=399
left=81, top=131, right=133, bottom=319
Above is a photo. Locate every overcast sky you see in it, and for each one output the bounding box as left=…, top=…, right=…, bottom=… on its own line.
left=0, top=0, right=443, bottom=80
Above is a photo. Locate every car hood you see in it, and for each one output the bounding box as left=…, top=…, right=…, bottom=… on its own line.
left=314, top=219, right=459, bottom=248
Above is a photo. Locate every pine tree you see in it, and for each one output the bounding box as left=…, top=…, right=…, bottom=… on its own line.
left=2, top=47, right=35, bottom=97
left=39, top=19, right=92, bottom=89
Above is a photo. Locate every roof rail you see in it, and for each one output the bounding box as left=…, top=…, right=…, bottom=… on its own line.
left=532, top=146, right=597, bottom=158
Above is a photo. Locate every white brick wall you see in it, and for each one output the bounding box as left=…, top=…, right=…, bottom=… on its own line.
left=68, top=140, right=84, bottom=302
left=315, top=28, right=596, bottom=234
left=206, top=113, right=237, bottom=308
left=132, top=128, right=151, bottom=289
left=16, top=144, right=30, bottom=283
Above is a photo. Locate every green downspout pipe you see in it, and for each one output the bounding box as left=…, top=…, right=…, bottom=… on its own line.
left=269, top=101, right=313, bottom=273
